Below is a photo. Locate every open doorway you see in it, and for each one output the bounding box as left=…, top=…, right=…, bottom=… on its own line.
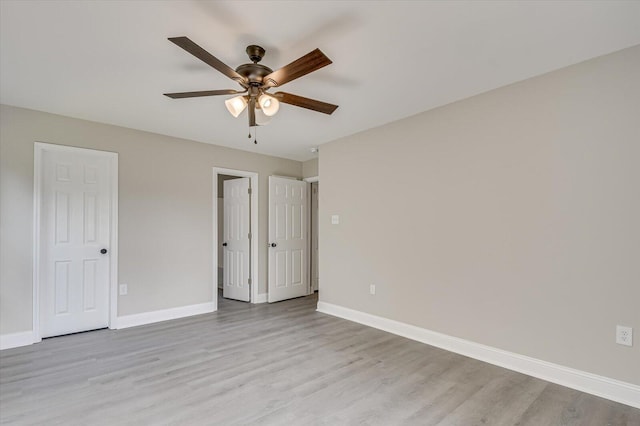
left=217, top=174, right=246, bottom=302
left=212, top=167, right=259, bottom=310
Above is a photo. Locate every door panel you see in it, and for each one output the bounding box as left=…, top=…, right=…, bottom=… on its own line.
left=83, top=259, right=98, bottom=310
left=223, top=178, right=251, bottom=302
left=41, top=148, right=112, bottom=338
left=83, top=192, right=98, bottom=243
left=54, top=261, right=71, bottom=314
left=268, top=177, right=309, bottom=303
left=291, top=249, right=303, bottom=285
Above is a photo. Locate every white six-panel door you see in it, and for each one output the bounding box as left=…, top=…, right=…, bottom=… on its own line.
left=40, top=147, right=113, bottom=338
left=268, top=176, right=308, bottom=303
left=223, top=178, right=251, bottom=302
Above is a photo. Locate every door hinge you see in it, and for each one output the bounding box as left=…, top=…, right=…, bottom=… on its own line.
left=248, top=278, right=252, bottom=285
left=248, top=232, right=252, bottom=240
left=248, top=188, right=252, bottom=194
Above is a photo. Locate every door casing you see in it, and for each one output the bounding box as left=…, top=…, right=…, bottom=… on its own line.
left=212, top=167, right=259, bottom=307
left=304, top=176, right=319, bottom=294
left=33, top=142, right=118, bottom=342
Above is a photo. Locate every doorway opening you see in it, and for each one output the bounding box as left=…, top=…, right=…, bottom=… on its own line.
left=212, top=167, right=259, bottom=310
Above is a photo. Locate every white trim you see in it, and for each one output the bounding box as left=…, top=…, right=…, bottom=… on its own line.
left=0, top=332, right=36, bottom=350
left=254, top=293, right=268, bottom=304
left=33, top=142, right=119, bottom=341
left=271, top=175, right=300, bottom=180
left=109, top=155, right=119, bottom=329
left=116, top=302, right=215, bottom=329
left=306, top=181, right=312, bottom=295
left=317, top=301, right=640, bottom=409
left=212, top=167, right=259, bottom=306
left=307, top=180, right=319, bottom=293
left=33, top=144, right=43, bottom=344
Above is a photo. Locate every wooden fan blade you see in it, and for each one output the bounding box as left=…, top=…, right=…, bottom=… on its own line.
left=248, top=97, right=256, bottom=127
left=263, top=49, right=332, bottom=88
left=169, top=37, right=246, bottom=83
left=274, top=92, right=338, bottom=115
left=164, top=89, right=245, bottom=99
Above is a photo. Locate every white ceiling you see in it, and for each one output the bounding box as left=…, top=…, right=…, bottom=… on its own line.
left=2, top=1, right=639, bottom=161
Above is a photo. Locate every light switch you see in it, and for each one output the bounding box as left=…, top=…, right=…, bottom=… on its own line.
left=331, top=215, right=340, bottom=225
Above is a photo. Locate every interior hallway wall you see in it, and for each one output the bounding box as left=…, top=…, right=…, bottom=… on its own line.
left=0, top=105, right=301, bottom=334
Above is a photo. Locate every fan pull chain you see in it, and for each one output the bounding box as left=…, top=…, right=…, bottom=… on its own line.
left=254, top=126, right=258, bottom=144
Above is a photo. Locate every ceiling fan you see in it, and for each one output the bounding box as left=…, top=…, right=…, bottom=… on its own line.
left=164, top=37, right=339, bottom=128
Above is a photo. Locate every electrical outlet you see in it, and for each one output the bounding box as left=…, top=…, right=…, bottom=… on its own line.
left=331, top=215, right=340, bottom=225
left=616, top=325, right=633, bottom=347
left=369, top=284, right=376, bottom=295
left=119, top=284, right=128, bottom=296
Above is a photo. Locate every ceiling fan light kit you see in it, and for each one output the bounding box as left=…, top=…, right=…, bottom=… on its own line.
left=164, top=38, right=338, bottom=139
left=224, top=95, right=248, bottom=118
left=255, top=108, right=272, bottom=126
left=258, top=93, right=280, bottom=116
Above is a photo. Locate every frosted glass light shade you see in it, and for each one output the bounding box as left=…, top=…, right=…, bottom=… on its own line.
left=255, top=108, right=272, bottom=125
left=258, top=94, right=280, bottom=117
left=225, top=96, right=248, bottom=118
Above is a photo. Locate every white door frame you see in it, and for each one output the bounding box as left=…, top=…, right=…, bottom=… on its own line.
left=303, top=176, right=318, bottom=294
left=33, top=142, right=119, bottom=343
left=212, top=167, right=259, bottom=307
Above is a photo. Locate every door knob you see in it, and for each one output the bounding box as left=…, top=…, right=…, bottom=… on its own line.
left=100, top=248, right=108, bottom=254
left=270, top=243, right=277, bottom=247
left=222, top=242, right=228, bottom=247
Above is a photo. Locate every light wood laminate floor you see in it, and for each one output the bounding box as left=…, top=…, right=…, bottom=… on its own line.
left=1, top=293, right=639, bottom=425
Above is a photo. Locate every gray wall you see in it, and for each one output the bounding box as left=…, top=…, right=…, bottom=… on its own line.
left=0, top=105, right=301, bottom=334
left=302, top=158, right=318, bottom=178
left=319, top=46, right=640, bottom=385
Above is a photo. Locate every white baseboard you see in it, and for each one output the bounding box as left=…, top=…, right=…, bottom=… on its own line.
left=253, top=293, right=268, bottom=304
left=117, top=302, right=215, bottom=329
left=316, top=301, right=640, bottom=409
left=0, top=331, right=35, bottom=350
left=1, top=302, right=217, bottom=348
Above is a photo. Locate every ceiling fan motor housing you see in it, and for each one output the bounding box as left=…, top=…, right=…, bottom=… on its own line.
left=236, top=45, right=272, bottom=86
left=246, top=45, right=266, bottom=63
left=236, top=63, right=273, bottom=86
